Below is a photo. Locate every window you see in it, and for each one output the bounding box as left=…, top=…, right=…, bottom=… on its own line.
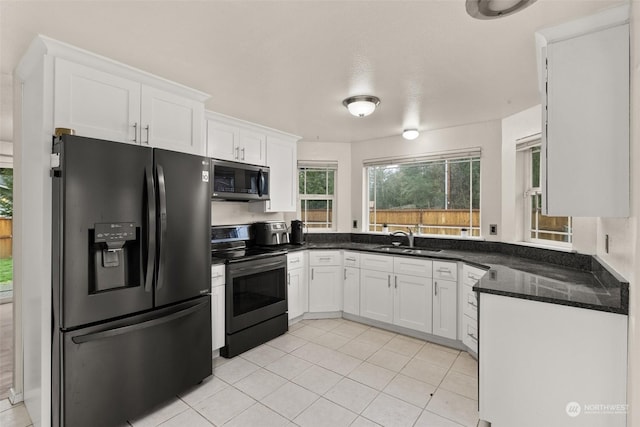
left=525, top=146, right=572, bottom=245
left=298, top=163, right=336, bottom=230
left=366, top=155, right=480, bottom=236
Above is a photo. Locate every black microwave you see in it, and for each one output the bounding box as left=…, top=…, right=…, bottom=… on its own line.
left=210, top=159, right=270, bottom=202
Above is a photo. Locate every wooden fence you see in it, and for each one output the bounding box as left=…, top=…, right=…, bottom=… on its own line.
left=0, top=218, right=11, bottom=259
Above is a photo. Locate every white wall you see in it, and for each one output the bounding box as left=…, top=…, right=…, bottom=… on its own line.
left=294, top=141, right=352, bottom=232
left=350, top=120, right=503, bottom=240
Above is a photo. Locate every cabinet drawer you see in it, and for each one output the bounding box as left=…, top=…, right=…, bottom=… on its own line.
left=343, top=251, right=360, bottom=268
left=393, top=257, right=432, bottom=277
left=463, top=284, right=478, bottom=321
left=211, top=264, right=225, bottom=287
left=309, top=250, right=340, bottom=266
left=360, top=253, right=394, bottom=272
left=462, top=314, right=478, bottom=353
left=433, top=261, right=458, bottom=281
left=463, top=264, right=487, bottom=287
left=287, top=251, right=305, bottom=269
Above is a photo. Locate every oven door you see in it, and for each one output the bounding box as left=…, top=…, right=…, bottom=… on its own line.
left=226, top=255, right=287, bottom=333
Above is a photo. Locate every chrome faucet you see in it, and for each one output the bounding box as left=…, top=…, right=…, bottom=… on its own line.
left=390, top=227, right=415, bottom=247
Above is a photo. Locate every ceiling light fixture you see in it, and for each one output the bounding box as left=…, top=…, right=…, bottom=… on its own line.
left=342, top=95, right=381, bottom=117
left=402, top=129, right=420, bottom=140
left=466, top=0, right=537, bottom=19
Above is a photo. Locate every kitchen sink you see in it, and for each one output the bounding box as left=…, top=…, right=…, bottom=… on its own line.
left=374, top=245, right=442, bottom=254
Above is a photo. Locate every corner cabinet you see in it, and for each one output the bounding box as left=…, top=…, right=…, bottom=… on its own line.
left=54, top=56, right=207, bottom=155
left=537, top=6, right=630, bottom=217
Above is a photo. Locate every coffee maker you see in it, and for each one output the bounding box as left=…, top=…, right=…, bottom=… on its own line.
left=290, top=220, right=304, bottom=245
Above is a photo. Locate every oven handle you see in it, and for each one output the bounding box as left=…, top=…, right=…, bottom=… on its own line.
left=228, top=259, right=286, bottom=276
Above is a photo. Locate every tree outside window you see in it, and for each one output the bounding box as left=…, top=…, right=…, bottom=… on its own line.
left=367, top=157, right=480, bottom=236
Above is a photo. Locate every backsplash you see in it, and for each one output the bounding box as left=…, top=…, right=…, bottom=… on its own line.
left=210, top=201, right=284, bottom=226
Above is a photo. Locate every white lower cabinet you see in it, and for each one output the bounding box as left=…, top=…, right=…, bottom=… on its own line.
left=360, top=269, right=394, bottom=323
left=394, top=273, right=432, bottom=332
left=433, top=279, right=457, bottom=340
left=287, top=252, right=307, bottom=320
left=343, top=267, right=360, bottom=316
left=360, top=254, right=433, bottom=333
left=211, top=265, right=225, bottom=351
left=308, top=251, right=342, bottom=312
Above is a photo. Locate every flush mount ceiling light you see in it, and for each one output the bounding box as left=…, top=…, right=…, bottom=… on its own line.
left=466, top=0, right=537, bottom=19
left=402, top=129, right=420, bottom=140
left=342, top=95, right=381, bottom=117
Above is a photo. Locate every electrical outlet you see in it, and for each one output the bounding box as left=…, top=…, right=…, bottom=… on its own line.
left=490, top=224, right=498, bottom=235
left=353, top=219, right=358, bottom=229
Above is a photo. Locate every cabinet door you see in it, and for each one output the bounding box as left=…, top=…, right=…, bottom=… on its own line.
left=140, top=86, right=205, bottom=155
left=288, top=267, right=304, bottom=320
left=343, top=267, right=360, bottom=316
left=238, top=128, right=266, bottom=165
left=54, top=58, right=140, bottom=143
left=544, top=24, right=629, bottom=217
left=433, top=279, right=457, bottom=340
left=308, top=266, right=341, bottom=312
left=207, top=119, right=239, bottom=161
left=360, top=269, right=393, bottom=323
left=211, top=285, right=225, bottom=351
left=264, top=136, right=297, bottom=212
left=394, top=274, right=431, bottom=333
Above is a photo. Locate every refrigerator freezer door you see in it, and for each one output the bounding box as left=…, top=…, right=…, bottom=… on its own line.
left=53, top=297, right=212, bottom=427
left=154, top=149, right=211, bottom=307
left=53, top=135, right=154, bottom=329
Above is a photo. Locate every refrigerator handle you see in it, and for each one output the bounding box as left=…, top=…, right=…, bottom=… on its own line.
left=156, top=164, right=168, bottom=291
left=71, top=300, right=207, bottom=344
left=144, top=168, right=156, bottom=293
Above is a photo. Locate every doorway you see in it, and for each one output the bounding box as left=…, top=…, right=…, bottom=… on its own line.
left=0, top=167, right=14, bottom=399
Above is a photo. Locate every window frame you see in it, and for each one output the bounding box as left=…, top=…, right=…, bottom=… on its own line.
left=364, top=155, right=481, bottom=237
left=298, top=163, right=337, bottom=232
left=523, top=145, right=573, bottom=248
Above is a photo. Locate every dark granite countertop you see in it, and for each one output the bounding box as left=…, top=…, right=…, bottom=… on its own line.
left=279, top=240, right=628, bottom=315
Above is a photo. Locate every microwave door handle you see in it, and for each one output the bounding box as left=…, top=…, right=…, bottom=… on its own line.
left=258, top=169, right=264, bottom=197
left=144, top=168, right=156, bottom=292
left=156, top=164, right=167, bottom=291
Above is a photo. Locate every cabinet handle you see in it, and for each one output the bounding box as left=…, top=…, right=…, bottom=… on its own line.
left=394, top=276, right=397, bottom=289
left=344, top=268, right=347, bottom=280
left=467, top=332, right=478, bottom=342
left=144, top=125, right=150, bottom=144
left=319, top=256, right=332, bottom=261
left=438, top=268, right=451, bottom=273
left=290, top=258, right=300, bottom=264
left=235, top=146, right=240, bottom=160
left=435, top=281, right=438, bottom=296
left=241, top=147, right=245, bottom=160
left=346, top=257, right=356, bottom=262
left=312, top=268, right=314, bottom=280
left=388, top=275, right=391, bottom=288
left=132, top=122, right=138, bottom=143
left=288, top=272, right=290, bottom=286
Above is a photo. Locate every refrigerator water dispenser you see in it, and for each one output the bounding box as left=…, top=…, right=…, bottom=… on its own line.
left=90, top=222, right=139, bottom=292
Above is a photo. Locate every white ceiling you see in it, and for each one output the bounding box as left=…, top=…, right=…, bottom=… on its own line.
left=0, top=0, right=626, bottom=143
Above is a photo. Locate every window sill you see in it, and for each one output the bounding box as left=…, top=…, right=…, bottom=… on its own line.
left=515, top=241, right=575, bottom=253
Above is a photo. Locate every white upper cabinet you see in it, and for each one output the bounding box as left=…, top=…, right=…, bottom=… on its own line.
left=263, top=135, right=297, bottom=212
left=53, top=53, right=207, bottom=155
left=140, top=86, right=204, bottom=154
left=206, top=112, right=267, bottom=165
left=537, top=5, right=629, bottom=217
left=54, top=58, right=141, bottom=144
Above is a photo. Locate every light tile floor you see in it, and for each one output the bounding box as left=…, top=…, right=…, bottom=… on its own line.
left=0, top=318, right=479, bottom=427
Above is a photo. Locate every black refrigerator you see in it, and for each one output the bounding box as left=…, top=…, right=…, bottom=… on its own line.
left=51, top=135, right=212, bottom=427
